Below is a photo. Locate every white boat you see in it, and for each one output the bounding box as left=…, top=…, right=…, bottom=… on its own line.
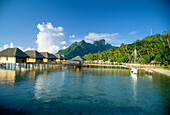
left=130, top=72, right=137, bottom=80
left=130, top=67, right=138, bottom=74
left=127, top=45, right=152, bottom=75
left=130, top=46, right=138, bottom=74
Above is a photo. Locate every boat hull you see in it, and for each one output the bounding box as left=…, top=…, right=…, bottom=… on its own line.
left=130, top=67, right=138, bottom=74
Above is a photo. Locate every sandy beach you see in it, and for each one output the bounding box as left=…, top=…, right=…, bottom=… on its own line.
left=152, top=68, right=170, bottom=77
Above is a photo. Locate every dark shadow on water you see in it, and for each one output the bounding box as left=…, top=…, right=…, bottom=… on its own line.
left=0, top=105, right=27, bottom=115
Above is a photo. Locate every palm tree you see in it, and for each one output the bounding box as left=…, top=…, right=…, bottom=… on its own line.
left=164, top=30, right=170, bottom=48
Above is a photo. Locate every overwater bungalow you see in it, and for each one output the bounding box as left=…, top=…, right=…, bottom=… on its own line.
left=39, top=52, right=57, bottom=63
left=0, top=48, right=29, bottom=64
left=71, top=56, right=86, bottom=64
left=54, top=54, right=64, bottom=62
left=61, top=54, right=66, bottom=61
left=25, top=50, right=45, bottom=63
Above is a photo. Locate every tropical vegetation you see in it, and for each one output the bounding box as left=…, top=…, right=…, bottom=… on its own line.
left=83, top=30, right=170, bottom=65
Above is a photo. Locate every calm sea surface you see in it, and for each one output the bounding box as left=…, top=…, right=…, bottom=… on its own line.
left=0, top=65, right=169, bottom=114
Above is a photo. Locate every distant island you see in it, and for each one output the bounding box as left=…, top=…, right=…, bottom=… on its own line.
left=57, top=39, right=112, bottom=59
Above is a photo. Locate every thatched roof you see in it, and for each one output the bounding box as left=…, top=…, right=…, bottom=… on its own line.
left=40, top=52, right=57, bottom=59
left=150, top=60, right=161, bottom=64
left=61, top=55, right=65, bottom=59
left=25, top=50, right=45, bottom=58
left=60, top=54, right=67, bottom=59
left=49, top=53, right=57, bottom=59
left=71, top=56, right=86, bottom=61
left=0, top=48, right=29, bottom=58
left=150, top=60, right=156, bottom=63
left=54, top=54, right=63, bottom=59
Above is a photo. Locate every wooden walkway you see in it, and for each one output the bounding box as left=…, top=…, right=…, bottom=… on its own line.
left=84, top=63, right=163, bottom=68
left=84, top=64, right=124, bottom=67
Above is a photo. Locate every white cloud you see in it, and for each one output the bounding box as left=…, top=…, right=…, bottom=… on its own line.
left=36, top=22, right=64, bottom=53
left=58, top=27, right=63, bottom=31
left=70, top=38, right=83, bottom=43
left=52, top=33, right=64, bottom=37
left=0, top=22, right=65, bottom=53
left=69, top=35, right=82, bottom=43
left=69, top=35, right=75, bottom=38
left=2, top=42, right=14, bottom=50
left=25, top=47, right=35, bottom=51
left=10, top=42, right=14, bottom=48
left=37, top=23, right=45, bottom=31
left=58, top=33, right=64, bottom=36
left=18, top=46, right=24, bottom=51
left=85, top=33, right=119, bottom=39
left=46, top=22, right=53, bottom=29
left=47, top=45, right=59, bottom=53
left=62, top=46, right=68, bottom=49
left=17, top=47, right=35, bottom=51
left=60, top=41, right=66, bottom=45
left=3, top=44, right=9, bottom=49
left=129, top=31, right=138, bottom=35
left=84, top=32, right=119, bottom=43
left=0, top=42, right=34, bottom=52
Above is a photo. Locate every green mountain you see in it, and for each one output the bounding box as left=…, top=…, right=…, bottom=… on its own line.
left=57, top=39, right=112, bottom=59
left=83, top=30, right=170, bottom=65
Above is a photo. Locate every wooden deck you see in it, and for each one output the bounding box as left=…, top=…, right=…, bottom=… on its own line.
left=83, top=63, right=163, bottom=68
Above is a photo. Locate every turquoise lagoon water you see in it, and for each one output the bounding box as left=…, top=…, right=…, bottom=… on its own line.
left=0, top=65, right=169, bottom=114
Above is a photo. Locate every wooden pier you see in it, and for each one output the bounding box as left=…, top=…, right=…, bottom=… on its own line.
left=84, top=63, right=163, bottom=68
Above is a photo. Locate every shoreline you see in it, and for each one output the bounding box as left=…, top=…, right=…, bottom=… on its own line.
left=84, top=63, right=163, bottom=68
left=152, top=68, right=170, bottom=77
left=84, top=63, right=170, bottom=77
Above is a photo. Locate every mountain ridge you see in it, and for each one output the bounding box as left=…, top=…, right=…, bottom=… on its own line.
left=57, top=39, right=112, bottom=59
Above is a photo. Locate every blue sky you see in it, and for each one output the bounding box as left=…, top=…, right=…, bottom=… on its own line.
left=0, top=0, right=170, bottom=53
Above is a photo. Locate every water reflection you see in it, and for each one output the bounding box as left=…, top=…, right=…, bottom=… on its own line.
left=34, top=68, right=66, bottom=102
left=0, top=65, right=64, bottom=86
left=151, top=72, right=170, bottom=113
left=0, top=69, right=16, bottom=86
left=130, top=73, right=137, bottom=101
left=0, top=65, right=169, bottom=114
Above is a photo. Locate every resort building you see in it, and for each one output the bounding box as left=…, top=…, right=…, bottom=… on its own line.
left=0, top=48, right=29, bottom=63
left=150, top=60, right=162, bottom=66
left=54, top=54, right=64, bottom=62
left=25, top=50, right=45, bottom=63
left=61, top=55, right=66, bottom=61
left=71, top=56, right=86, bottom=64
left=39, top=52, right=57, bottom=63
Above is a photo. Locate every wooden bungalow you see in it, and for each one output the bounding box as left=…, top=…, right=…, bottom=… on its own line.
left=54, top=54, right=64, bottom=62
left=0, top=48, right=29, bottom=63
left=150, top=60, right=162, bottom=66
left=25, top=50, right=45, bottom=63
left=61, top=55, right=66, bottom=61
left=39, top=52, right=57, bottom=63
left=71, top=56, right=86, bottom=64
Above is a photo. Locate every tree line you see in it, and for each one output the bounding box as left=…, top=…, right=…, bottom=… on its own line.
left=83, top=30, right=170, bottom=66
